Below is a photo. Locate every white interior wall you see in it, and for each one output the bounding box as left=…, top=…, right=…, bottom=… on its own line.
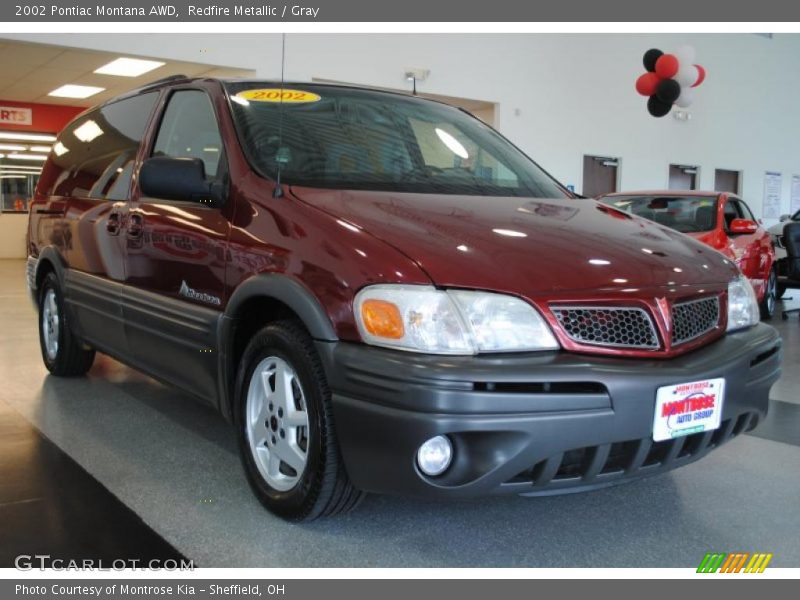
left=2, top=32, right=799, bottom=259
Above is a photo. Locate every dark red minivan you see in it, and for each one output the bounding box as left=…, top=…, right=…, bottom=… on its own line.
left=27, top=78, right=781, bottom=520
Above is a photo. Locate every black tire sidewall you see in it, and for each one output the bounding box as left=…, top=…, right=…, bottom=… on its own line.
left=234, top=324, right=327, bottom=519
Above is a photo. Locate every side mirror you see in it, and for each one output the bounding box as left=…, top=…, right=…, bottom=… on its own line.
left=780, top=214, right=791, bottom=222
left=139, top=157, right=225, bottom=207
left=729, top=218, right=758, bottom=235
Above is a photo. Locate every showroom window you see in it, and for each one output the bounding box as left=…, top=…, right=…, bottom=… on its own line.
left=39, top=92, right=159, bottom=201
left=152, top=90, right=224, bottom=180
left=0, top=132, right=51, bottom=213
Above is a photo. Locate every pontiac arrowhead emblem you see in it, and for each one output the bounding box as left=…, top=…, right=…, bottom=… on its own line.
left=655, top=297, right=671, bottom=333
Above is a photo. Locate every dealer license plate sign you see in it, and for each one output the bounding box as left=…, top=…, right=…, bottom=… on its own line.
left=653, top=378, right=725, bottom=442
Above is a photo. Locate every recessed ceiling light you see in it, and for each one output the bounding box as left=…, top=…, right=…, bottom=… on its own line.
left=7, top=153, right=48, bottom=161
left=0, top=132, right=56, bottom=142
left=53, top=142, right=69, bottom=156
left=94, top=57, right=165, bottom=78
left=0, top=154, right=4, bottom=159
left=0, top=144, right=26, bottom=151
left=48, top=84, right=105, bottom=99
left=0, top=164, right=43, bottom=171
left=28, top=145, right=52, bottom=153
left=589, top=259, right=611, bottom=265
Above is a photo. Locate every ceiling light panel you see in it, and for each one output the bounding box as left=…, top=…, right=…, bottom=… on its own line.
left=48, top=84, right=105, bottom=99
left=94, top=57, right=165, bottom=77
left=0, top=133, right=56, bottom=142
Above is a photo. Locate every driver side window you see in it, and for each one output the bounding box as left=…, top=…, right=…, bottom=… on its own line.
left=723, top=200, right=742, bottom=231
left=152, top=90, right=224, bottom=181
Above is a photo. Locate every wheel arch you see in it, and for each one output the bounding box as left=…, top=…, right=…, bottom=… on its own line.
left=217, top=273, right=339, bottom=421
left=32, top=247, right=68, bottom=296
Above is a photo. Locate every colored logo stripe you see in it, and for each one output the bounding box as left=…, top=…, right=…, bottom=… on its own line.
left=745, top=553, right=773, bottom=573
left=697, top=552, right=772, bottom=573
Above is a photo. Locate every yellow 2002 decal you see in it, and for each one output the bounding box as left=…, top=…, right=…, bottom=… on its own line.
left=236, top=89, right=321, bottom=103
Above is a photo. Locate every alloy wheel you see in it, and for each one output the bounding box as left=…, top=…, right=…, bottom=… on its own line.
left=245, top=356, right=310, bottom=491
left=41, top=288, right=60, bottom=361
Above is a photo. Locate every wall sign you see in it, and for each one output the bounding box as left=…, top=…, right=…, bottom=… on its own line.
left=791, top=175, right=800, bottom=215
left=0, top=106, right=33, bottom=126
left=762, top=171, right=782, bottom=220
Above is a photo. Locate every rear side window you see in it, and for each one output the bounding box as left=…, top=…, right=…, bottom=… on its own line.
left=152, top=90, right=224, bottom=180
left=40, top=92, right=158, bottom=200
left=600, top=195, right=719, bottom=233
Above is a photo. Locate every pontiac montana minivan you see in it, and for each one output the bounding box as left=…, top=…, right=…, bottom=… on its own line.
left=27, top=77, right=782, bottom=520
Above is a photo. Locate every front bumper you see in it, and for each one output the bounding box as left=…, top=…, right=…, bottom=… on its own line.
left=317, top=323, right=781, bottom=498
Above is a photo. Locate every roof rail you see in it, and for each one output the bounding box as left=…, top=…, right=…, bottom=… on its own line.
left=137, top=74, right=191, bottom=91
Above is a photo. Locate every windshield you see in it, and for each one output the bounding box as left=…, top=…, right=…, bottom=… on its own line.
left=224, top=82, right=568, bottom=198
left=600, top=195, right=719, bottom=233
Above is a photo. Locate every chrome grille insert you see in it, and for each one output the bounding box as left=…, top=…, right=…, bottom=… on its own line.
left=551, top=306, right=659, bottom=349
left=671, top=296, right=720, bottom=345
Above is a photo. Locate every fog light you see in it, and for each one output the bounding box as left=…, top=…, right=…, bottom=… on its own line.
left=417, top=435, right=453, bottom=476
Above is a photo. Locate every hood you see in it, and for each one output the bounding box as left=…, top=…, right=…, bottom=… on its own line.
left=291, top=187, right=740, bottom=298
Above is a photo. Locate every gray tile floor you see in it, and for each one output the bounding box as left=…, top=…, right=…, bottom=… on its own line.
left=1, top=259, right=798, bottom=567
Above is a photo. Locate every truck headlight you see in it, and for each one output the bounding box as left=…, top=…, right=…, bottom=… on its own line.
left=354, top=284, right=559, bottom=355
left=727, top=275, right=760, bottom=332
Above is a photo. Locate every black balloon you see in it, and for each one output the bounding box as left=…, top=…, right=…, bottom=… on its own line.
left=647, top=95, right=672, bottom=117
left=643, top=48, right=663, bottom=72
left=655, top=79, right=681, bottom=103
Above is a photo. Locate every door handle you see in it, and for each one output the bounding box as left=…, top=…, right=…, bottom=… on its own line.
left=127, top=213, right=144, bottom=239
left=107, top=212, right=121, bottom=236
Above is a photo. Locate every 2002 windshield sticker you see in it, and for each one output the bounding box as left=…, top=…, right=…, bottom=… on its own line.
left=236, top=89, right=321, bottom=103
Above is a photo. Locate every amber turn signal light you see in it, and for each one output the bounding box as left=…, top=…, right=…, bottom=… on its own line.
left=360, top=299, right=404, bottom=339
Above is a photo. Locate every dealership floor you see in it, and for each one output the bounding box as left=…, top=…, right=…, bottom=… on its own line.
left=1, top=258, right=798, bottom=568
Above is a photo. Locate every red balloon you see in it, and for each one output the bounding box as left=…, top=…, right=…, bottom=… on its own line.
left=691, top=64, right=706, bottom=87
left=635, top=72, right=660, bottom=96
left=655, top=54, right=679, bottom=79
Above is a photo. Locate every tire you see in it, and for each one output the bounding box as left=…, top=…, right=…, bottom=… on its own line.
left=234, top=320, right=364, bottom=521
left=760, top=269, right=777, bottom=320
left=38, top=272, right=95, bottom=376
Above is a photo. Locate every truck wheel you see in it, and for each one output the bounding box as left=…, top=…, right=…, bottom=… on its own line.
left=38, top=272, right=95, bottom=376
left=760, top=269, right=777, bottom=319
left=234, top=320, right=364, bottom=521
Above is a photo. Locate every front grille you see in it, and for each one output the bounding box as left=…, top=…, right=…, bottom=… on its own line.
left=671, top=296, right=720, bottom=345
left=505, top=412, right=756, bottom=489
left=552, top=306, right=659, bottom=349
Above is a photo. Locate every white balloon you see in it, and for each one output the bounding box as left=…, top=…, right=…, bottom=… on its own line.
left=674, top=44, right=696, bottom=66
left=675, top=64, right=696, bottom=87
left=675, top=87, right=694, bottom=108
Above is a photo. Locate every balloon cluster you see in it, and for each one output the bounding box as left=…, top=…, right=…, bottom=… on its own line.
left=635, top=46, right=706, bottom=117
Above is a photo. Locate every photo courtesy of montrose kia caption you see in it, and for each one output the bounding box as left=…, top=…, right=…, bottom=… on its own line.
left=26, top=78, right=782, bottom=521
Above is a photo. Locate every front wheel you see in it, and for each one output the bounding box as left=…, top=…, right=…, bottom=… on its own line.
left=38, top=272, right=95, bottom=376
left=234, top=320, right=364, bottom=521
left=760, top=269, right=777, bottom=320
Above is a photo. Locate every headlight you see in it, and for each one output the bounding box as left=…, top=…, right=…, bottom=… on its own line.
left=727, top=275, right=760, bottom=332
left=354, top=284, right=559, bottom=355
